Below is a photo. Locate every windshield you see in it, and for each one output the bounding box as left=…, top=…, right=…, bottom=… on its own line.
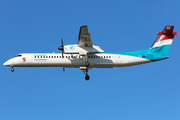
left=15, top=54, right=22, bottom=57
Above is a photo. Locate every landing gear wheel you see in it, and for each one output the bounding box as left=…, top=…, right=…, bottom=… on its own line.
left=85, top=61, right=90, bottom=67
left=85, top=75, right=90, bottom=80
left=11, top=67, right=14, bottom=72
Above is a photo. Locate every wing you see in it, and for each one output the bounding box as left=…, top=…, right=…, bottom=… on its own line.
left=77, top=25, right=92, bottom=47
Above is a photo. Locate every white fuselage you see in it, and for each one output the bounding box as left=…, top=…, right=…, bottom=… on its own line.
left=4, top=53, right=151, bottom=68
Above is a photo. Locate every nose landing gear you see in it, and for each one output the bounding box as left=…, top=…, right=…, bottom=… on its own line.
left=11, top=66, right=14, bottom=72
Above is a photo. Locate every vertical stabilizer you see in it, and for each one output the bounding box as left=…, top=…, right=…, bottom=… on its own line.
left=149, top=25, right=177, bottom=56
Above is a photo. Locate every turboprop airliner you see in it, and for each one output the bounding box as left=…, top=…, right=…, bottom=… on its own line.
left=3, top=25, right=177, bottom=80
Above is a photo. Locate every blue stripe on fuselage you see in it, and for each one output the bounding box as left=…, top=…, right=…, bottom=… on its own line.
left=101, top=45, right=171, bottom=62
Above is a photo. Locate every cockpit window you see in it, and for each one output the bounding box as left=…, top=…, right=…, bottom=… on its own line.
left=16, top=54, right=22, bottom=57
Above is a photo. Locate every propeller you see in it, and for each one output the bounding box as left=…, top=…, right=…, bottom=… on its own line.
left=58, top=38, right=64, bottom=58
left=58, top=38, right=65, bottom=73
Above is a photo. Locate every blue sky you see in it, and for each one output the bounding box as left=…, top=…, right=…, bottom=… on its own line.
left=0, top=0, right=180, bottom=120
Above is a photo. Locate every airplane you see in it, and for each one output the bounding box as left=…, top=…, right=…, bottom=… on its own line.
left=3, top=25, right=177, bottom=80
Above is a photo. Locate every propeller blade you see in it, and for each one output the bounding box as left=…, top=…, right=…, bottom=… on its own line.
left=58, top=38, right=64, bottom=59
left=61, top=38, right=63, bottom=47
left=62, top=51, right=63, bottom=59
left=61, top=38, right=64, bottom=59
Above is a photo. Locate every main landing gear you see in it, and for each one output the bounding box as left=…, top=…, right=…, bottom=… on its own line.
left=11, top=66, right=14, bottom=72
left=80, top=54, right=90, bottom=80
left=84, top=70, right=90, bottom=80
left=81, top=67, right=90, bottom=80
left=85, top=61, right=90, bottom=67
left=84, top=61, right=90, bottom=80
left=85, top=74, right=90, bottom=80
left=83, top=67, right=90, bottom=80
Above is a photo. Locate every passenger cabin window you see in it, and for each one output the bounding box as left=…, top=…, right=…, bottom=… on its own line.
left=54, top=56, right=56, bottom=58
left=34, top=56, right=36, bottom=58
left=46, top=56, right=48, bottom=58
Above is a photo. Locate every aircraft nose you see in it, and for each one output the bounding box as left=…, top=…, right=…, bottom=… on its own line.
left=3, top=59, right=13, bottom=66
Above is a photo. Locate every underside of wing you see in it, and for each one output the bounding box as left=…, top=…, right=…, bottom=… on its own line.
left=77, top=25, right=92, bottom=47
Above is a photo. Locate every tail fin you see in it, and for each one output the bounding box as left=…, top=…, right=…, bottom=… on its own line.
left=149, top=26, right=177, bottom=56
